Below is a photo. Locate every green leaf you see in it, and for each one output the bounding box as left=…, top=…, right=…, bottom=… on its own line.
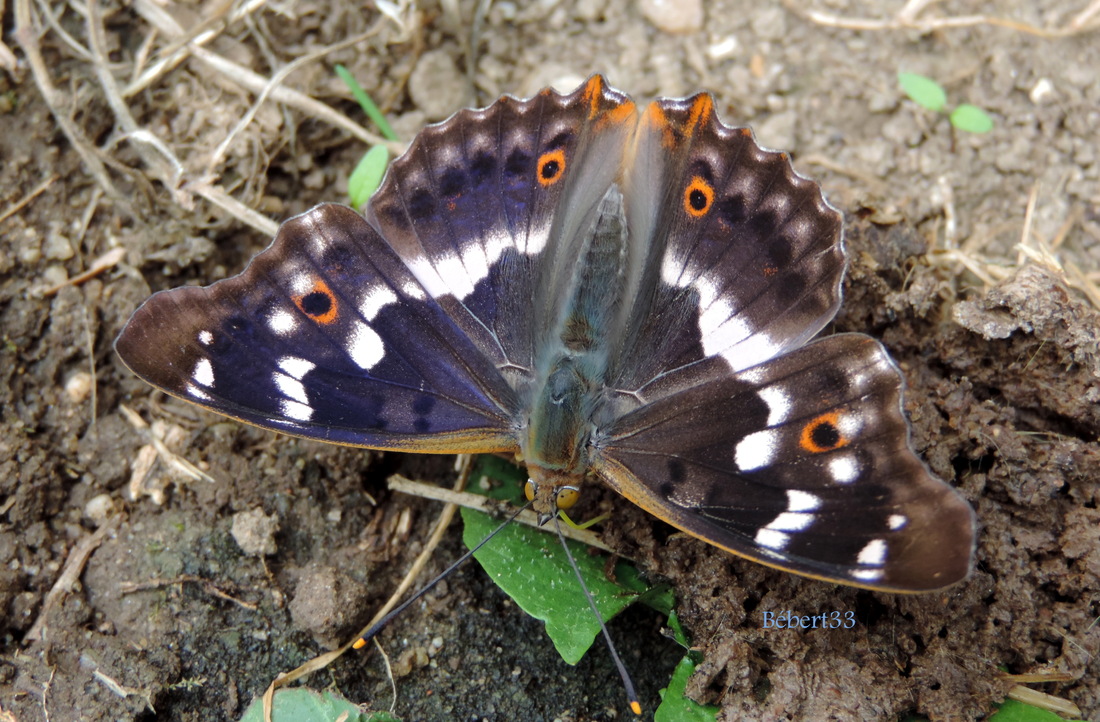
left=898, top=72, right=947, bottom=112
left=334, top=64, right=399, bottom=141
left=469, top=455, right=528, bottom=504
left=989, top=698, right=1082, bottom=722
left=460, top=506, right=643, bottom=663
left=666, top=609, right=690, bottom=648
left=655, top=655, right=719, bottom=722
left=348, top=145, right=390, bottom=210
left=238, top=688, right=398, bottom=722
left=950, top=103, right=994, bottom=134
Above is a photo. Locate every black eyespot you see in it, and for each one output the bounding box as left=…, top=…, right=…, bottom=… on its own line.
left=684, top=176, right=714, bottom=217
left=811, top=421, right=841, bottom=450
left=300, top=291, right=332, bottom=317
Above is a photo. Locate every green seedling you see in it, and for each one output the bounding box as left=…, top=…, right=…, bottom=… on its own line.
left=335, top=64, right=399, bottom=209
left=238, top=688, right=398, bottom=722
left=898, top=72, right=994, bottom=134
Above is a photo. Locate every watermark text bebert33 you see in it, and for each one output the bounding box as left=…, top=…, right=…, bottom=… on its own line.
left=762, top=611, right=856, bottom=629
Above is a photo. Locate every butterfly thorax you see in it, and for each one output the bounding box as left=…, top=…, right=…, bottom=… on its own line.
left=521, top=187, right=629, bottom=518
left=524, top=355, right=596, bottom=517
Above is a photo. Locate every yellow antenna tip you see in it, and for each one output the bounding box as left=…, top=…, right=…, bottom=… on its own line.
left=630, top=701, right=642, bottom=715
left=352, top=638, right=367, bottom=650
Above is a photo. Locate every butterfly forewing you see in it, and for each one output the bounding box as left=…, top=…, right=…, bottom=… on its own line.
left=367, top=77, right=637, bottom=390
left=116, top=205, right=518, bottom=452
left=596, top=335, right=975, bottom=591
left=611, top=95, right=845, bottom=400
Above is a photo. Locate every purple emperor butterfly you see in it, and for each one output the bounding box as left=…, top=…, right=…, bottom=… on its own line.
left=117, top=76, right=975, bottom=591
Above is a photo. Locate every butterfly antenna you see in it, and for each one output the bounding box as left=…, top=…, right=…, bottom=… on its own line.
left=553, top=516, right=642, bottom=716
left=353, top=501, right=531, bottom=650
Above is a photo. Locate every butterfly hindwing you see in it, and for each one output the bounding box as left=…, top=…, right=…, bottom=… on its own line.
left=116, top=204, right=518, bottom=452
left=611, top=95, right=845, bottom=399
left=595, top=334, right=975, bottom=591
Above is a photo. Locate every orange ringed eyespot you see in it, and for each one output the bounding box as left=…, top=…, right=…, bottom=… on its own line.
left=799, top=412, right=849, bottom=454
left=537, top=149, right=566, bottom=186
left=293, top=278, right=339, bottom=325
left=684, top=176, right=714, bottom=217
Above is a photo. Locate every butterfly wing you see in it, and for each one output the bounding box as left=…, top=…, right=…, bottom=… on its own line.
left=116, top=77, right=638, bottom=452
left=610, top=94, right=845, bottom=399
left=367, top=76, right=637, bottom=389
left=597, top=94, right=974, bottom=591
left=595, top=334, right=975, bottom=591
left=116, top=204, right=519, bottom=452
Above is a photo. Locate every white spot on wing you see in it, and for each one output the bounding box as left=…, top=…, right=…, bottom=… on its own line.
left=851, top=568, right=884, bottom=582
left=198, top=330, right=214, bottom=345
left=402, top=279, right=426, bottom=300
left=289, top=272, right=313, bottom=296
left=524, top=217, right=551, bottom=255
left=348, top=321, right=385, bottom=369
left=359, top=285, right=398, bottom=320
left=659, top=260, right=781, bottom=372
left=754, top=528, right=790, bottom=551
left=828, top=455, right=859, bottom=484
left=433, top=253, right=473, bottom=298
left=406, top=257, right=451, bottom=298
left=734, top=429, right=779, bottom=471
left=724, top=333, right=782, bottom=372
left=786, top=489, right=821, bottom=512
left=402, top=228, right=514, bottom=300
left=192, top=359, right=214, bottom=387
left=277, top=356, right=315, bottom=379
left=888, top=514, right=907, bottom=530
left=765, top=512, right=813, bottom=532
left=836, top=412, right=861, bottom=439
left=274, top=373, right=309, bottom=404
left=759, top=386, right=791, bottom=426
left=269, top=309, right=296, bottom=335
left=280, top=399, right=313, bottom=421
left=186, top=383, right=211, bottom=401
left=857, top=539, right=887, bottom=566
left=759, top=489, right=820, bottom=537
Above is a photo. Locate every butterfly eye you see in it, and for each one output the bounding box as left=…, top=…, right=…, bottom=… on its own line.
left=524, top=479, right=537, bottom=502
left=537, top=149, right=566, bottom=186
left=683, top=176, right=714, bottom=218
left=799, top=411, right=850, bottom=453
left=555, top=486, right=580, bottom=510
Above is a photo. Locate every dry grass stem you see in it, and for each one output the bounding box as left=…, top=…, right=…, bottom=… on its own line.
left=14, top=0, right=125, bottom=202
left=785, top=0, right=1100, bottom=37
left=0, top=173, right=58, bottom=225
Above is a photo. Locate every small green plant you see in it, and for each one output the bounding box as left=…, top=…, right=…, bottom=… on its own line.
left=335, top=65, right=400, bottom=210
left=898, top=72, right=994, bottom=134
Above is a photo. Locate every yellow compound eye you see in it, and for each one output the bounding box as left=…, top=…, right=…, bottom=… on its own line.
left=524, top=479, right=537, bottom=502
left=555, top=486, right=580, bottom=510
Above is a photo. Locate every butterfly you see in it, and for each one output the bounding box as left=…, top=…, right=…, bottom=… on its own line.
left=116, top=75, right=975, bottom=593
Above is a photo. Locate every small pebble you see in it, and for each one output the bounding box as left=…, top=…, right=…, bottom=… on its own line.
left=65, top=371, right=94, bottom=404
left=639, top=0, right=703, bottom=34
left=230, top=508, right=279, bottom=556
left=408, top=49, right=468, bottom=121
left=84, top=494, right=116, bottom=526
left=1029, top=78, right=1054, bottom=104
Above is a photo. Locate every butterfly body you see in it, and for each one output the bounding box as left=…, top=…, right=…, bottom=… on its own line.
left=116, top=76, right=975, bottom=592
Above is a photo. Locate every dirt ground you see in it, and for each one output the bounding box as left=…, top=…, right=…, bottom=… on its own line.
left=2, top=1, right=1099, bottom=721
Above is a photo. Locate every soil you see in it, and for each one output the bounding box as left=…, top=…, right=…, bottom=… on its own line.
left=1, top=1, right=1099, bottom=721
